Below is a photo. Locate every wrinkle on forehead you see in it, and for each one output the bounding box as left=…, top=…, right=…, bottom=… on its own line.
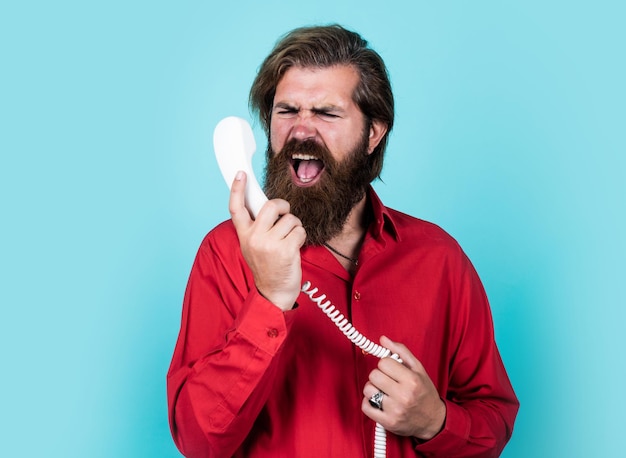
left=273, top=65, right=360, bottom=111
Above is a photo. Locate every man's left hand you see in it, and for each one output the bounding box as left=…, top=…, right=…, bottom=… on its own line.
left=361, top=335, right=446, bottom=441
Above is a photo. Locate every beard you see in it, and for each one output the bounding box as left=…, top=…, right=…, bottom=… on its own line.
left=263, top=129, right=372, bottom=246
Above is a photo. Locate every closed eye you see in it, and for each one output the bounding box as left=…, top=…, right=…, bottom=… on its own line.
left=276, top=108, right=298, bottom=116
left=272, top=104, right=343, bottom=120
left=273, top=103, right=299, bottom=117
left=312, top=109, right=341, bottom=120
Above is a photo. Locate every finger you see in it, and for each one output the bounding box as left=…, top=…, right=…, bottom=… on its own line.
left=251, top=199, right=295, bottom=235
left=362, top=381, right=380, bottom=399
left=363, top=381, right=390, bottom=407
left=361, top=385, right=388, bottom=420
left=368, top=367, right=399, bottom=398
left=265, top=210, right=301, bottom=238
left=229, top=171, right=253, bottom=231
left=361, top=396, right=384, bottom=420
left=278, top=223, right=307, bottom=251
left=270, top=213, right=306, bottom=245
left=288, top=224, right=307, bottom=247
left=380, top=335, right=424, bottom=373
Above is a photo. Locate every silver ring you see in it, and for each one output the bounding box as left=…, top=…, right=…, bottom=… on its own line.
left=369, top=391, right=384, bottom=410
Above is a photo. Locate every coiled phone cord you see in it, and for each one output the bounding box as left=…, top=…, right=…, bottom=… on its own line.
left=301, top=281, right=402, bottom=458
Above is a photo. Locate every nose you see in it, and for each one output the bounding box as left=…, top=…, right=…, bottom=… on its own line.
left=290, top=111, right=317, bottom=142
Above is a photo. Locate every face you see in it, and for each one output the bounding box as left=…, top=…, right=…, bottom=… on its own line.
left=264, top=65, right=387, bottom=245
left=269, top=65, right=386, bottom=180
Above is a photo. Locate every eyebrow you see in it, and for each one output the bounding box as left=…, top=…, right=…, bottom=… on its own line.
left=273, top=102, right=297, bottom=111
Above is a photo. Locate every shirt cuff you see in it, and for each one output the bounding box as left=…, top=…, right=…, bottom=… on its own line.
left=414, top=399, right=470, bottom=454
left=236, top=289, right=297, bottom=356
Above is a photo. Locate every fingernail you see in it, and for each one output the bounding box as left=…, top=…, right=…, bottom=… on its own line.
left=235, top=171, right=244, bottom=180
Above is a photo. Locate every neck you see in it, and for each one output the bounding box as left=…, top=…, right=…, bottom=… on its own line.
left=325, top=194, right=370, bottom=271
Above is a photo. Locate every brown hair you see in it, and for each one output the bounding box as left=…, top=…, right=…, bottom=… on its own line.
left=249, top=24, right=394, bottom=182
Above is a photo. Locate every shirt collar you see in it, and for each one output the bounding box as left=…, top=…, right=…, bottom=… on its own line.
left=367, top=186, right=401, bottom=242
left=300, top=186, right=400, bottom=280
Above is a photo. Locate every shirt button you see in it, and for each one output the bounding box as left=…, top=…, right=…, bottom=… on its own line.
left=353, top=291, right=361, bottom=300
left=267, top=328, right=279, bottom=338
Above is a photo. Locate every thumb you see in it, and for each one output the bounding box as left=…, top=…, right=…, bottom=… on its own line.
left=229, top=171, right=252, bottom=231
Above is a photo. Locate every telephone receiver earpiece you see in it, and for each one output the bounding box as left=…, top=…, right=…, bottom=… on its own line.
left=213, top=116, right=269, bottom=218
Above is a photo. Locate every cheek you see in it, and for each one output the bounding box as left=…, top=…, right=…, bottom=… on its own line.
left=269, top=122, right=288, bottom=152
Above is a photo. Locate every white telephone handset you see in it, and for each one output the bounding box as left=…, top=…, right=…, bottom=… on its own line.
left=213, top=116, right=268, bottom=218
left=213, top=116, right=399, bottom=458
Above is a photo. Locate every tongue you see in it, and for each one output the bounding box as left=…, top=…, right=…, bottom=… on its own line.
left=297, top=159, right=324, bottom=180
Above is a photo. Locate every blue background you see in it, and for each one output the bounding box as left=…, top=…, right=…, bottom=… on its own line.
left=1, top=1, right=624, bottom=456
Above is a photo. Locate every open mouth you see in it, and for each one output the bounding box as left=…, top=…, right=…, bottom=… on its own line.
left=290, top=153, right=325, bottom=186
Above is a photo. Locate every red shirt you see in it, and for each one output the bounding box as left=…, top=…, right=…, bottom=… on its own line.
left=167, top=188, right=518, bottom=457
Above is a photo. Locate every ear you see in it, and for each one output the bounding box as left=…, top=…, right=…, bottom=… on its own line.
left=367, top=119, right=388, bottom=155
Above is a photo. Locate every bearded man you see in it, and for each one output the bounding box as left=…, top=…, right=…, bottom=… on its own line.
left=167, top=25, right=518, bottom=458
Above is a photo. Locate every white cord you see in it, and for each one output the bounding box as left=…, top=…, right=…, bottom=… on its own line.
left=301, top=281, right=403, bottom=458
left=373, top=422, right=387, bottom=458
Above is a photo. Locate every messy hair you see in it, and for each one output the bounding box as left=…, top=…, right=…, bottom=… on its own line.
left=249, top=24, right=394, bottom=182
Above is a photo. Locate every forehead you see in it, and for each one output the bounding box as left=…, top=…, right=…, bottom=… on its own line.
left=274, top=65, right=360, bottom=108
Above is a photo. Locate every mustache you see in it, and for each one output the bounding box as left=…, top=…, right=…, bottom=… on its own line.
left=272, top=138, right=336, bottom=168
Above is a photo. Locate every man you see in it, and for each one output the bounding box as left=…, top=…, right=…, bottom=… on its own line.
left=167, top=25, right=518, bottom=457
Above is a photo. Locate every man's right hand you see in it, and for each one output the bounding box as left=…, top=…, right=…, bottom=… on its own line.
left=229, top=171, right=306, bottom=311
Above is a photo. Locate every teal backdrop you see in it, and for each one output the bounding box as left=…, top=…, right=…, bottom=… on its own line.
left=1, top=1, right=624, bottom=457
